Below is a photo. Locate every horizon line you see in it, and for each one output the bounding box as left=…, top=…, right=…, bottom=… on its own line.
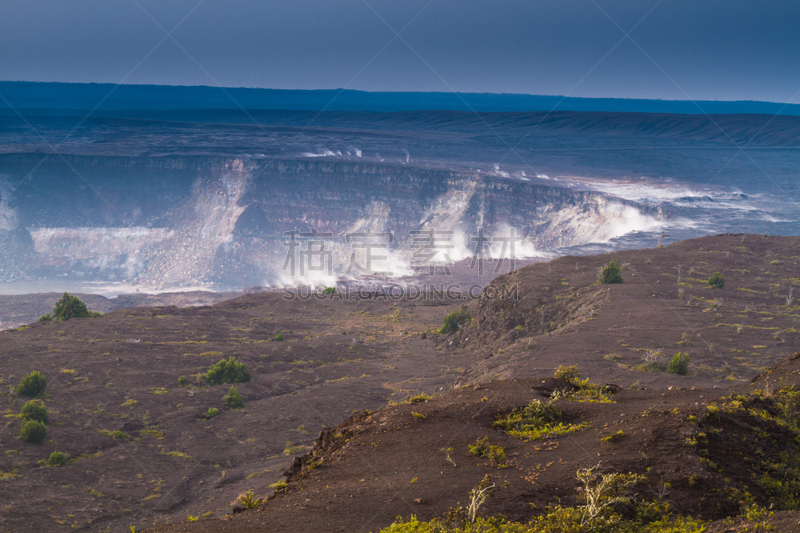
left=1, top=79, right=795, bottom=107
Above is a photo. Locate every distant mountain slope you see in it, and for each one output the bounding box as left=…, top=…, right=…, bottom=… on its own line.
left=2, top=81, right=799, bottom=116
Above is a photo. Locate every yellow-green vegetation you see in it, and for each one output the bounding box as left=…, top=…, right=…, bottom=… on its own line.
left=51, top=292, right=101, bottom=320
left=149, top=387, right=169, bottom=395
left=223, top=385, right=244, bottom=409
left=162, top=450, right=192, bottom=460
left=283, top=441, right=303, bottom=455
left=121, top=398, right=138, bottom=407
left=44, top=451, right=68, bottom=467
left=439, top=309, right=471, bottom=334
left=708, top=271, right=725, bottom=289
left=636, top=351, right=690, bottom=376
left=407, top=392, right=434, bottom=404
left=17, top=371, right=47, bottom=397
left=20, top=400, right=48, bottom=424
left=379, top=465, right=706, bottom=532
left=139, top=429, right=165, bottom=439
left=494, top=399, right=586, bottom=441
left=99, top=429, right=131, bottom=441
left=599, top=260, right=623, bottom=284
left=666, top=352, right=690, bottom=375
left=270, top=480, right=288, bottom=494
left=552, top=366, right=615, bottom=403
left=205, top=356, right=252, bottom=386
left=207, top=407, right=220, bottom=419
left=698, top=385, right=800, bottom=511
left=20, top=419, right=47, bottom=443
left=468, top=437, right=507, bottom=467
left=411, top=412, right=427, bottom=419
left=600, top=430, right=624, bottom=444
left=237, top=490, right=265, bottom=509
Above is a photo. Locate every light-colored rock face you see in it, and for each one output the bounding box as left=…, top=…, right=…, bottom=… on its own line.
left=1, top=156, right=667, bottom=289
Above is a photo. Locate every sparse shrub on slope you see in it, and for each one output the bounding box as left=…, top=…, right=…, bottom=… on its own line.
left=380, top=465, right=707, bottom=532
left=667, top=352, right=690, bottom=375
left=21, top=401, right=48, bottom=424
left=205, top=356, right=251, bottom=386
left=708, top=271, right=725, bottom=289
left=223, top=386, right=244, bottom=409
left=439, top=309, right=471, bottom=334
left=45, top=451, right=68, bottom=467
left=52, top=292, right=101, bottom=320
left=599, top=260, right=623, bottom=284
left=494, top=398, right=586, bottom=441
left=20, top=419, right=47, bottom=443
left=17, top=371, right=46, bottom=397
left=207, top=407, right=220, bottom=419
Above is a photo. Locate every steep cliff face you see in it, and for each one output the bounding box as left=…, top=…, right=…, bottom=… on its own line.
left=0, top=155, right=662, bottom=289
left=0, top=181, right=36, bottom=281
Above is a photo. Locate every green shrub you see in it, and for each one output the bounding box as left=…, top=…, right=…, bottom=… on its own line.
left=52, top=292, right=101, bottom=321
left=17, top=371, right=47, bottom=397
left=205, top=357, right=251, bottom=386
left=45, top=451, right=68, bottom=467
left=601, top=430, right=624, bottom=443
left=468, top=437, right=507, bottom=466
left=207, top=407, right=220, bottom=419
left=20, top=420, right=47, bottom=443
left=554, top=365, right=580, bottom=382
left=38, top=313, right=52, bottom=321
left=667, top=352, right=690, bottom=376
left=494, top=398, right=586, bottom=441
left=439, top=309, right=471, bottom=334
left=177, top=376, right=189, bottom=387
left=322, top=287, right=336, bottom=295
left=708, top=271, right=725, bottom=289
left=100, top=429, right=131, bottom=441
left=274, top=333, right=285, bottom=341
left=21, top=401, right=48, bottom=424
left=599, top=260, right=623, bottom=284
left=223, top=386, right=244, bottom=409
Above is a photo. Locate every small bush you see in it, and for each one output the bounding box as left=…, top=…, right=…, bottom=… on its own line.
left=223, top=386, right=244, bottom=409
left=322, top=287, right=336, bottom=295
left=38, top=313, right=52, bottom=321
left=494, top=398, right=586, bottom=441
left=667, top=352, right=690, bottom=376
left=554, top=365, right=580, bottom=383
left=207, top=407, right=220, bottom=419
left=468, top=437, right=507, bottom=467
left=177, top=376, right=189, bottom=387
left=45, top=451, right=68, bottom=467
left=601, top=430, right=624, bottom=443
left=237, top=490, right=265, bottom=510
left=52, top=292, right=101, bottom=321
left=274, top=333, right=285, bottom=341
left=439, top=309, right=471, bottom=334
left=599, top=260, right=623, bottom=284
left=20, top=420, right=47, bottom=444
left=205, top=357, right=252, bottom=386
left=708, top=271, right=725, bottom=289
left=99, top=429, right=131, bottom=440
left=21, top=401, right=48, bottom=424
left=17, top=371, right=47, bottom=397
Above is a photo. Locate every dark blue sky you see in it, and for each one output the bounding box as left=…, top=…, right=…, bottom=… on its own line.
left=2, top=0, right=798, bottom=102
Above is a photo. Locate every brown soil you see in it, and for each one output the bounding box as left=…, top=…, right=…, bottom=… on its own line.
left=1, top=234, right=799, bottom=532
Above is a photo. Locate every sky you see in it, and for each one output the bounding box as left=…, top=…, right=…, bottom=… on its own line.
left=1, top=0, right=799, bottom=103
